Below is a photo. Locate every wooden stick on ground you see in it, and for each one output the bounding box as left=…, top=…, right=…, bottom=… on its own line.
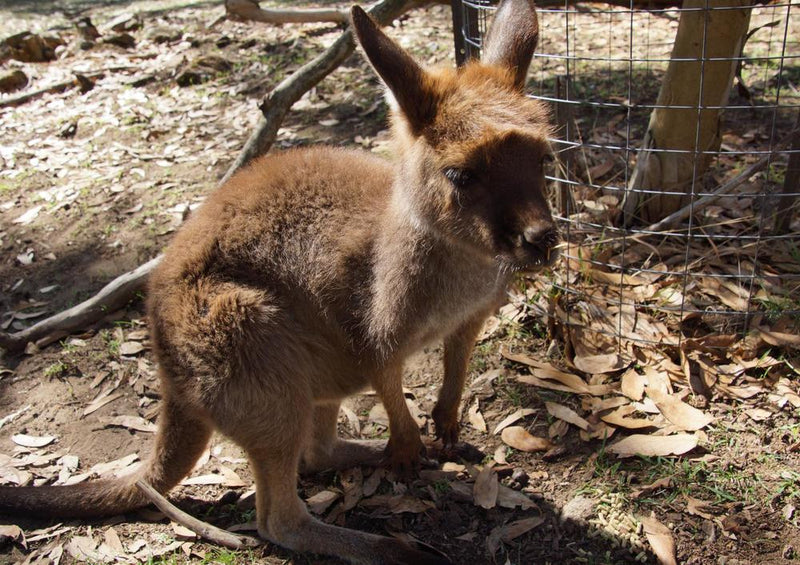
left=135, top=479, right=260, bottom=550
left=225, top=0, right=347, bottom=24
left=0, top=0, right=415, bottom=354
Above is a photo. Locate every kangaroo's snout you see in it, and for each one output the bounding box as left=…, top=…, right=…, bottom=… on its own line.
left=519, top=223, right=560, bottom=268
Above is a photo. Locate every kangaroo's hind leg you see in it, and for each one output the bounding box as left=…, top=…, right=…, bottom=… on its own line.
left=221, top=380, right=448, bottom=565
left=301, top=402, right=387, bottom=474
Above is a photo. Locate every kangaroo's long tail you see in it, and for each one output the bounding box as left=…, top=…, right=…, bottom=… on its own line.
left=0, top=394, right=211, bottom=518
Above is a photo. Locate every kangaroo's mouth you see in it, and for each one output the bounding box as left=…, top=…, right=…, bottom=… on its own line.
left=502, top=237, right=564, bottom=273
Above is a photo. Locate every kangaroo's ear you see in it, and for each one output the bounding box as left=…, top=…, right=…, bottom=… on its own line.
left=481, top=0, right=539, bottom=90
left=351, top=6, right=438, bottom=134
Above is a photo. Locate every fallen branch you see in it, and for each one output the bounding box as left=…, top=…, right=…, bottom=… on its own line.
left=643, top=152, right=773, bottom=233
left=225, top=0, right=347, bottom=24
left=135, top=479, right=260, bottom=549
left=221, top=0, right=413, bottom=183
left=0, top=257, right=162, bottom=353
left=0, top=0, right=415, bottom=354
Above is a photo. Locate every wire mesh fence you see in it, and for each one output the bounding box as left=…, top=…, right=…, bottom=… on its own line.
left=453, top=0, right=799, bottom=365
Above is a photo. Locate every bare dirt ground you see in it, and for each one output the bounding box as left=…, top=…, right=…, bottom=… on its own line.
left=0, top=1, right=799, bottom=564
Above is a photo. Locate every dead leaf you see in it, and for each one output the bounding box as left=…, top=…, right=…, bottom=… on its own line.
left=182, top=473, right=226, bottom=486
left=500, top=515, right=544, bottom=541
left=631, top=476, right=673, bottom=499
left=119, top=341, right=145, bottom=356
left=98, top=415, right=157, bottom=433
left=640, top=515, right=677, bottom=565
left=744, top=407, right=773, bottom=422
left=621, top=369, right=647, bottom=401
left=12, top=434, right=56, bottom=448
left=647, top=388, right=714, bottom=431
left=493, top=408, right=535, bottom=435
left=600, top=405, right=661, bottom=429
left=13, top=205, right=43, bottom=225
left=608, top=434, right=699, bottom=458
left=340, top=467, right=363, bottom=511
left=545, top=401, right=589, bottom=430
left=573, top=352, right=624, bottom=374
left=501, top=426, right=553, bottom=452
left=468, top=400, right=487, bottom=433
left=496, top=484, right=537, bottom=510
left=0, top=525, right=25, bottom=548
left=171, top=523, right=197, bottom=540
left=83, top=391, right=124, bottom=416
left=473, top=465, right=499, bottom=509
left=307, top=490, right=340, bottom=514
left=90, top=453, right=139, bottom=477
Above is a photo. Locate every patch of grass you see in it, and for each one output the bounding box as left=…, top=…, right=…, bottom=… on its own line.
left=433, top=479, right=451, bottom=495
left=43, top=360, right=70, bottom=378
left=100, top=329, right=120, bottom=357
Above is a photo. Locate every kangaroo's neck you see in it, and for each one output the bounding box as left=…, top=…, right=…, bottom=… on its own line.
left=366, top=187, right=509, bottom=358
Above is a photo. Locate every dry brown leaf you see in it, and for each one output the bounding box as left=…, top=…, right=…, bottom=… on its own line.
left=119, top=341, right=145, bottom=356
left=218, top=465, right=246, bottom=487
left=600, top=405, right=661, bottom=429
left=545, top=401, right=589, bottom=430
left=182, top=473, right=226, bottom=486
left=573, top=352, right=624, bottom=375
left=631, top=476, right=673, bottom=499
left=339, top=405, right=361, bottom=436
left=98, top=415, right=157, bottom=433
left=103, top=527, right=125, bottom=555
left=496, top=484, right=537, bottom=510
left=493, top=445, right=507, bottom=465
left=83, top=392, right=124, bottom=416
left=468, top=399, right=487, bottom=433
left=171, top=522, right=197, bottom=540
left=608, top=434, right=699, bottom=458
left=621, top=369, right=647, bottom=401
left=363, top=468, right=385, bottom=497
left=388, top=495, right=435, bottom=514
left=89, top=453, right=139, bottom=477
left=307, top=490, right=340, bottom=514
left=744, top=407, right=773, bottom=422
left=640, top=515, right=677, bottom=565
left=493, top=408, right=535, bottom=435
left=500, top=515, right=544, bottom=541
left=501, top=426, right=553, bottom=452
left=11, top=434, right=56, bottom=448
left=647, top=388, right=713, bottom=431
left=757, top=329, right=800, bottom=348
left=340, top=467, right=363, bottom=512
left=685, top=496, right=717, bottom=520
left=368, top=403, right=389, bottom=427
left=0, top=525, right=25, bottom=548
left=473, top=465, right=499, bottom=509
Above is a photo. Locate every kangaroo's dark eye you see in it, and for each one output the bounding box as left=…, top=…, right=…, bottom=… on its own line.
left=444, top=167, right=475, bottom=188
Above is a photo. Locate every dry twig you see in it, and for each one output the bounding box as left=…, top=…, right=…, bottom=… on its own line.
left=135, top=479, right=260, bottom=549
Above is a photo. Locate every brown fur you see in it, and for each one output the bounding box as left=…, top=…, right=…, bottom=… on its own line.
left=0, top=2, right=557, bottom=563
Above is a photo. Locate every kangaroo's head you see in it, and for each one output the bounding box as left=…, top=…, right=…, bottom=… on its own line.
left=352, top=0, right=559, bottom=272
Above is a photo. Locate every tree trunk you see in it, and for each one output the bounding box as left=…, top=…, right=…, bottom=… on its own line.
left=624, top=0, right=751, bottom=225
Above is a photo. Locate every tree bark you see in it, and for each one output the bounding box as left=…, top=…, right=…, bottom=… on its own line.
left=624, top=0, right=751, bottom=225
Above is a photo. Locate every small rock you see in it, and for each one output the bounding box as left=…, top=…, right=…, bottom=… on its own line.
left=560, top=494, right=596, bottom=526
left=215, top=35, right=232, bottom=48
left=0, top=69, right=28, bottom=93
left=510, top=468, right=529, bottom=489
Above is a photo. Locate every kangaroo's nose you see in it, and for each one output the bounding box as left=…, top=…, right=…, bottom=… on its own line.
left=523, top=225, right=559, bottom=249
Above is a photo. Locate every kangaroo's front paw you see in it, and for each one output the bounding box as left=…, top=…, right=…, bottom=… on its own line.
left=431, top=404, right=460, bottom=447
left=385, top=435, right=426, bottom=478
